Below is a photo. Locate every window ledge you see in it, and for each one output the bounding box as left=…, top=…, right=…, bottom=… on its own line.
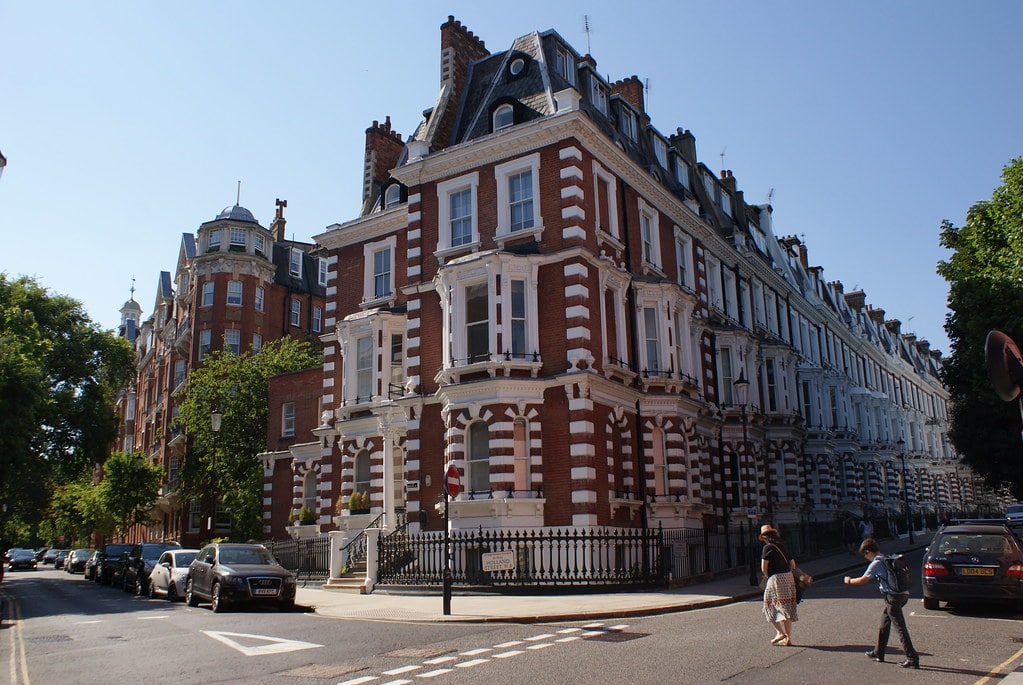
left=609, top=497, right=643, bottom=518
left=435, top=240, right=481, bottom=264
left=495, top=223, right=544, bottom=247
left=436, top=356, right=544, bottom=384
left=360, top=294, right=395, bottom=309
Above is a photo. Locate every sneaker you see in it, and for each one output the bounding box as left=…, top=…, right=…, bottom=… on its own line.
left=865, top=650, right=884, bottom=663
left=899, top=657, right=920, bottom=669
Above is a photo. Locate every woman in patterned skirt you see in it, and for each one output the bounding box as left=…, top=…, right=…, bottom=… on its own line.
left=760, top=524, right=798, bottom=646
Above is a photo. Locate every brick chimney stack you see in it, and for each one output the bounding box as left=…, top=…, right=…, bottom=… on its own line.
left=361, top=116, right=405, bottom=214
left=867, top=306, right=886, bottom=325
left=271, top=198, right=287, bottom=241
left=611, top=75, right=645, bottom=114
left=719, top=169, right=736, bottom=193
left=670, top=128, right=697, bottom=164
left=885, top=319, right=902, bottom=337
left=844, top=290, right=866, bottom=311
left=432, top=16, right=490, bottom=151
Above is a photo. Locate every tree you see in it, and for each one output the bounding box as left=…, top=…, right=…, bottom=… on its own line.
left=49, top=480, right=114, bottom=547
left=938, top=157, right=1023, bottom=499
left=175, top=337, right=320, bottom=541
left=98, top=451, right=163, bottom=537
left=0, top=274, right=134, bottom=544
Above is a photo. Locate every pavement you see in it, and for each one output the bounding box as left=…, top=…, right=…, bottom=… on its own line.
left=294, top=531, right=934, bottom=624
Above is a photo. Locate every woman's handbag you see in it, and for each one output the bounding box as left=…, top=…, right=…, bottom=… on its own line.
left=792, top=567, right=813, bottom=603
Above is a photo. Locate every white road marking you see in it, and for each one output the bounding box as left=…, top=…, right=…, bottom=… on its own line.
left=382, top=665, right=420, bottom=675
left=493, top=640, right=523, bottom=648
left=416, top=668, right=452, bottom=678
left=76, top=620, right=103, bottom=624
left=422, top=656, right=456, bottom=665
left=201, top=630, right=322, bottom=657
left=525, top=633, right=554, bottom=641
left=456, top=659, right=490, bottom=668
left=556, top=636, right=581, bottom=643
left=608, top=624, right=629, bottom=630
left=460, top=648, right=491, bottom=656
left=338, top=677, right=377, bottom=685
left=581, top=622, right=605, bottom=629
left=527, top=643, right=553, bottom=650
left=380, top=680, right=412, bottom=685
left=556, top=627, right=581, bottom=634
left=493, top=650, right=524, bottom=658
left=137, top=615, right=169, bottom=620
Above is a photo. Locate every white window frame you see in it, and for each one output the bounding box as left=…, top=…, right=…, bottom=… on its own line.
left=318, top=258, right=328, bottom=286
left=201, top=282, right=214, bottom=308
left=589, top=73, right=607, bottom=115
left=289, top=248, right=302, bottom=278
left=254, top=234, right=266, bottom=257
left=642, top=306, right=662, bottom=374
left=363, top=236, right=396, bottom=304
left=618, top=106, right=637, bottom=140
left=467, top=421, right=490, bottom=494
left=302, top=471, right=317, bottom=512
left=355, top=335, right=374, bottom=402
left=496, top=154, right=542, bottom=239
left=437, top=172, right=480, bottom=254
left=592, top=162, right=620, bottom=239
left=383, top=184, right=402, bottom=209
left=312, top=305, right=322, bottom=333
left=254, top=286, right=265, bottom=312
left=674, top=156, right=689, bottom=189
left=224, top=328, right=240, bottom=355
left=706, top=256, right=722, bottom=311
left=674, top=228, right=694, bottom=291
left=198, top=329, right=211, bottom=361
left=226, top=280, right=243, bottom=307
left=718, top=346, right=734, bottom=404
left=252, top=333, right=262, bottom=353
left=229, top=227, right=246, bottom=250
left=638, top=199, right=661, bottom=270
left=281, top=402, right=295, bottom=437
left=493, top=103, right=514, bottom=131
left=652, top=135, right=668, bottom=169
left=207, top=228, right=221, bottom=252
left=723, top=269, right=737, bottom=320
left=555, top=45, right=575, bottom=85
left=290, top=299, right=301, bottom=327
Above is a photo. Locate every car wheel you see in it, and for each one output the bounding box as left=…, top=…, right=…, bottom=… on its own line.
left=185, top=578, right=199, bottom=607
left=210, top=582, right=226, bottom=613
left=923, top=597, right=939, bottom=610
left=147, top=579, right=157, bottom=600
left=167, top=582, right=178, bottom=602
left=135, top=576, right=145, bottom=596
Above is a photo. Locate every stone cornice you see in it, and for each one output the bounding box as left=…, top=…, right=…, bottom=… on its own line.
left=315, top=206, right=409, bottom=250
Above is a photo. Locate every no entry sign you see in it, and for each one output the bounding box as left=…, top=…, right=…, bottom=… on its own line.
left=444, top=462, right=461, bottom=498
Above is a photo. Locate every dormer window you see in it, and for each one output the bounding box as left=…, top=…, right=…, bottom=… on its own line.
left=589, top=74, right=607, bottom=115
left=493, top=103, right=514, bottom=131
left=618, top=107, right=637, bottom=140
left=554, top=45, right=575, bottom=86
left=652, top=136, right=668, bottom=169
left=229, top=228, right=246, bottom=251
left=674, top=156, right=689, bottom=189
left=383, top=184, right=402, bottom=209
left=207, top=228, right=221, bottom=252
left=289, top=248, right=302, bottom=278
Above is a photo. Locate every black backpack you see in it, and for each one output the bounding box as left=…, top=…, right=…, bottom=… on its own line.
left=883, top=554, right=913, bottom=593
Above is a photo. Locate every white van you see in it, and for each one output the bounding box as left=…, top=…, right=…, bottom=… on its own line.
left=1006, top=503, right=1023, bottom=523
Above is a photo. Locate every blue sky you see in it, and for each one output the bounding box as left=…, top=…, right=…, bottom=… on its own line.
left=3, top=1, right=1021, bottom=355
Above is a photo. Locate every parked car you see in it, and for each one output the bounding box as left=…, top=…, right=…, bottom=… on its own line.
left=42, top=548, right=64, bottom=565
left=34, top=548, right=49, bottom=562
left=8, top=549, right=38, bottom=571
left=95, top=543, right=133, bottom=585
left=64, top=548, right=94, bottom=574
left=185, top=543, right=296, bottom=612
left=922, top=522, right=1023, bottom=611
left=122, top=542, right=182, bottom=595
left=5, top=548, right=30, bottom=563
left=1007, top=504, right=1023, bottom=524
left=53, top=550, right=69, bottom=569
left=148, top=549, right=199, bottom=601
left=84, top=550, right=102, bottom=581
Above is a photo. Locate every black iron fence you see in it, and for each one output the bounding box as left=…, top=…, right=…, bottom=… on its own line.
left=378, top=526, right=666, bottom=588
left=264, top=536, right=330, bottom=582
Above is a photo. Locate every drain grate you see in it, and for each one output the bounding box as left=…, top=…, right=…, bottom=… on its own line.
left=585, top=631, right=649, bottom=643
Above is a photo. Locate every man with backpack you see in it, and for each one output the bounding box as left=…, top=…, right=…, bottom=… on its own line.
left=843, top=538, right=920, bottom=669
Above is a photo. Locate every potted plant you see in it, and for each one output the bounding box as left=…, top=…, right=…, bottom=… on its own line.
left=348, top=490, right=370, bottom=515
left=297, top=505, right=316, bottom=525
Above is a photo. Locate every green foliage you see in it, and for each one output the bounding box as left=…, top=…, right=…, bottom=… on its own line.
left=176, top=337, right=320, bottom=541
left=348, top=490, right=370, bottom=511
left=98, top=451, right=163, bottom=536
left=49, top=480, right=114, bottom=546
left=297, top=505, right=315, bottom=523
left=0, top=274, right=134, bottom=539
left=938, top=157, right=1023, bottom=498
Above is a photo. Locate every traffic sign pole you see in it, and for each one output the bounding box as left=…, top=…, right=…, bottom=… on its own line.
left=442, top=462, right=458, bottom=616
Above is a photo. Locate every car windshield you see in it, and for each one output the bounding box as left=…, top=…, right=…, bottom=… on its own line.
left=105, top=544, right=132, bottom=555
left=936, top=533, right=1011, bottom=555
left=1008, top=505, right=1023, bottom=514
left=174, top=552, right=197, bottom=567
left=12, top=550, right=33, bottom=559
left=219, top=547, right=273, bottom=566
left=143, top=546, right=173, bottom=560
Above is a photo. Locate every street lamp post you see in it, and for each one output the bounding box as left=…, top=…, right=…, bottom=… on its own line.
left=734, top=368, right=757, bottom=587
left=897, top=438, right=913, bottom=544
left=209, top=408, right=222, bottom=537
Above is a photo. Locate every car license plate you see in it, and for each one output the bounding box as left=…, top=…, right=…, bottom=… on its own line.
left=960, top=567, right=995, bottom=576
left=252, top=587, right=278, bottom=595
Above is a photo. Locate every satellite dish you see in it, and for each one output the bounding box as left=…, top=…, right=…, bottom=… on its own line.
left=985, top=329, right=1023, bottom=402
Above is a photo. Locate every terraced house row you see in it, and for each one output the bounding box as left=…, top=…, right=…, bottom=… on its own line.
left=118, top=17, right=994, bottom=553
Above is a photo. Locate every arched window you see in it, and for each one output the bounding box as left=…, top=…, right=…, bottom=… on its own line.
left=384, top=184, right=402, bottom=209
left=467, top=421, right=490, bottom=494
left=303, top=471, right=317, bottom=513
left=354, top=450, right=372, bottom=499
left=513, top=418, right=530, bottom=493
left=493, top=103, right=514, bottom=131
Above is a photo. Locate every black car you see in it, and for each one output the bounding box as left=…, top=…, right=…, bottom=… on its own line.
left=185, top=543, right=296, bottom=613
left=8, top=549, right=37, bottom=571
left=96, top=543, right=133, bottom=585
left=922, top=522, right=1023, bottom=611
left=122, top=542, right=182, bottom=595
left=53, top=550, right=69, bottom=569
left=84, top=549, right=101, bottom=581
